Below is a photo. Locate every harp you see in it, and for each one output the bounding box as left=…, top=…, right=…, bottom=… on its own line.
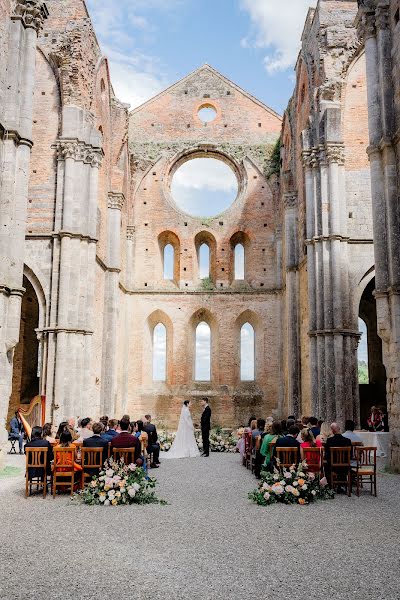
left=17, top=395, right=46, bottom=440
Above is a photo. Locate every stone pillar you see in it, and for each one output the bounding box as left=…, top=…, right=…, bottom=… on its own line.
left=100, top=192, right=125, bottom=416
left=0, top=1, right=47, bottom=462
left=49, top=133, right=103, bottom=424
left=283, top=192, right=300, bottom=417
left=357, top=0, right=400, bottom=469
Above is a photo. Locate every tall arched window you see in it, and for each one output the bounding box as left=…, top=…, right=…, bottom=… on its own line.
left=240, top=322, right=255, bottom=381
left=163, top=244, right=174, bottom=280
left=153, top=323, right=167, bottom=381
left=195, top=321, right=211, bottom=381
left=199, top=243, right=210, bottom=279
left=234, top=243, right=245, bottom=280
left=358, top=317, right=369, bottom=384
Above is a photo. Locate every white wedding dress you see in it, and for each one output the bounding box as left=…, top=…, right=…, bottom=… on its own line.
left=164, top=405, right=200, bottom=459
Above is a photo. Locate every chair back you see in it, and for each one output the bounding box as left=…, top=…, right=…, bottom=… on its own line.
left=330, top=446, right=351, bottom=467
left=81, top=447, right=103, bottom=470
left=25, top=447, right=48, bottom=470
left=112, top=447, right=135, bottom=465
left=355, top=446, right=377, bottom=467
left=302, top=447, right=322, bottom=472
left=276, top=447, right=299, bottom=468
left=244, top=431, right=252, bottom=454
left=268, top=440, right=276, bottom=455
left=54, top=446, right=76, bottom=474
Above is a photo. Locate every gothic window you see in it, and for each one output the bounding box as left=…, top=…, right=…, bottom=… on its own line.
left=240, top=322, right=255, bottom=381
left=163, top=244, right=174, bottom=280
left=195, top=321, right=211, bottom=381
left=153, top=323, right=167, bottom=382
left=234, top=243, right=245, bottom=280
left=199, top=243, right=210, bottom=279
left=358, top=317, right=369, bottom=384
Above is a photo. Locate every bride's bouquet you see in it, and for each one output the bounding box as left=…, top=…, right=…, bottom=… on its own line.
left=249, top=460, right=335, bottom=506
left=76, top=458, right=166, bottom=506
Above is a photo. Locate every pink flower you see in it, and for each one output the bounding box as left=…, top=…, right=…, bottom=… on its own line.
left=320, top=477, right=328, bottom=488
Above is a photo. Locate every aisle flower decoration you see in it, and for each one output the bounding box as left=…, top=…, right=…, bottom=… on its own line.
left=159, top=426, right=238, bottom=453
left=76, top=458, right=167, bottom=506
left=249, top=460, right=335, bottom=506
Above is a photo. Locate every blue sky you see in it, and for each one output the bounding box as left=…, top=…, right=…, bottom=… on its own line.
left=86, top=0, right=317, bottom=115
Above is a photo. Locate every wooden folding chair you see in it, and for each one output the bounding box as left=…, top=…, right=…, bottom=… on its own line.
left=302, top=447, right=323, bottom=480
left=250, top=435, right=260, bottom=474
left=112, top=447, right=135, bottom=465
left=352, top=446, right=377, bottom=497
left=243, top=432, right=252, bottom=468
left=53, top=446, right=80, bottom=497
left=25, top=447, right=49, bottom=498
left=81, top=447, right=104, bottom=488
left=275, top=447, right=299, bottom=470
left=330, top=447, right=351, bottom=496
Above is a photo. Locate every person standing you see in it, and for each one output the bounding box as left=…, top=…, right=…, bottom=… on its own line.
left=200, top=398, right=211, bottom=457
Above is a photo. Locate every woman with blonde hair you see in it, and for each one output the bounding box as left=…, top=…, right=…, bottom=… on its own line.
left=316, top=421, right=331, bottom=445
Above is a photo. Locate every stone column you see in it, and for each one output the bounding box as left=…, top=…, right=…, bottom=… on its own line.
left=0, top=1, right=47, bottom=461
left=357, top=0, right=400, bottom=468
left=283, top=192, right=300, bottom=417
left=100, top=192, right=125, bottom=416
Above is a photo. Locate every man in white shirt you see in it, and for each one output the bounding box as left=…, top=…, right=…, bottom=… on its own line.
left=76, top=417, right=93, bottom=442
left=343, top=420, right=363, bottom=466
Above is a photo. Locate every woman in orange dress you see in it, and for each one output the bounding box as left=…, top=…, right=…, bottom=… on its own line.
left=54, top=430, right=83, bottom=472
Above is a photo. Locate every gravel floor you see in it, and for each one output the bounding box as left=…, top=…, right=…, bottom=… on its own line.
left=1, top=452, right=400, bottom=600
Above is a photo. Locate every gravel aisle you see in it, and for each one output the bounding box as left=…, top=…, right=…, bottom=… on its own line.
left=1, top=453, right=399, bottom=600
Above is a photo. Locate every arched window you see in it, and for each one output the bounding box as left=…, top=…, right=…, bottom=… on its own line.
left=240, top=322, right=255, bottom=381
left=199, top=243, right=210, bottom=279
left=163, top=244, right=174, bottom=280
left=195, top=321, right=211, bottom=381
left=153, top=323, right=167, bottom=381
left=234, top=243, right=245, bottom=280
left=358, top=317, right=369, bottom=384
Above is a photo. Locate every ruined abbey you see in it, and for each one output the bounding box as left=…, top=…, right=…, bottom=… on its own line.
left=1, top=0, right=400, bottom=468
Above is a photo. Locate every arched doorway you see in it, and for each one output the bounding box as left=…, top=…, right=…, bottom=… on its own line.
left=358, top=277, right=387, bottom=428
left=7, top=275, right=40, bottom=424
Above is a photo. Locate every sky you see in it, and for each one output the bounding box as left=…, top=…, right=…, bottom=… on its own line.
left=86, top=0, right=318, bottom=115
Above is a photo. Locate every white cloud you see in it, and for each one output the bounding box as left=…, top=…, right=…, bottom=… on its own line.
left=240, top=0, right=317, bottom=73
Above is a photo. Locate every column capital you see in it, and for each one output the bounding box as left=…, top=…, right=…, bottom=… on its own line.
left=325, top=144, right=345, bottom=165
left=55, top=139, right=103, bottom=167
left=301, top=148, right=318, bottom=168
left=283, top=192, right=297, bottom=209
left=126, top=226, right=135, bottom=240
left=12, top=0, right=49, bottom=32
left=108, top=192, right=125, bottom=210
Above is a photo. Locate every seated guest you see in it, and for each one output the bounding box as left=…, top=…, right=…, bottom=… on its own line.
left=25, top=426, right=53, bottom=480
left=325, top=423, right=352, bottom=489
left=55, top=421, right=68, bottom=440
left=101, top=419, right=118, bottom=442
left=54, top=430, right=82, bottom=473
left=143, top=414, right=161, bottom=468
left=110, top=417, right=141, bottom=459
left=343, top=420, right=363, bottom=466
left=307, top=417, right=320, bottom=438
left=67, top=418, right=79, bottom=440
left=9, top=411, right=24, bottom=454
left=100, top=415, right=109, bottom=431
left=300, top=428, right=322, bottom=449
left=252, top=418, right=266, bottom=441
left=260, top=421, right=282, bottom=469
left=43, top=423, right=56, bottom=444
left=76, top=417, right=93, bottom=442
left=253, top=419, right=266, bottom=478
left=273, top=425, right=301, bottom=463
left=82, top=422, right=109, bottom=474
left=316, top=421, right=331, bottom=445
left=280, top=419, right=287, bottom=435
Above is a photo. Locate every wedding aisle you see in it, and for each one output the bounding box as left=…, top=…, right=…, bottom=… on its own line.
left=1, top=453, right=400, bottom=600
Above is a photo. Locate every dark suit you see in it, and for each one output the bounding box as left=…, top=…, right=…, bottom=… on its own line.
left=201, top=405, right=211, bottom=456
left=273, top=435, right=300, bottom=463
left=83, top=435, right=109, bottom=474
left=143, top=423, right=160, bottom=464
left=25, top=439, right=53, bottom=480
left=325, top=434, right=351, bottom=479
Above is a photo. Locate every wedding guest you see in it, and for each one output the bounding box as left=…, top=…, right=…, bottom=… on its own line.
left=54, top=431, right=83, bottom=493
left=100, top=415, right=109, bottom=430
left=9, top=411, right=24, bottom=454
left=343, top=420, right=363, bottom=466
left=307, top=417, right=320, bottom=438
left=143, top=414, right=161, bottom=468
left=260, top=420, right=282, bottom=469
left=300, top=428, right=322, bottom=448
left=82, top=422, right=109, bottom=473
left=316, top=421, right=332, bottom=445
left=77, top=417, right=93, bottom=442
left=43, top=423, right=56, bottom=444
left=280, top=419, right=287, bottom=435
left=250, top=419, right=257, bottom=432
left=25, top=426, right=53, bottom=480
left=55, top=421, right=68, bottom=440
left=101, top=419, right=118, bottom=442
left=273, top=425, right=301, bottom=462
left=248, top=416, right=256, bottom=428
left=367, top=406, right=384, bottom=432
left=325, top=423, right=351, bottom=490
left=252, top=418, right=266, bottom=440
left=111, top=418, right=141, bottom=457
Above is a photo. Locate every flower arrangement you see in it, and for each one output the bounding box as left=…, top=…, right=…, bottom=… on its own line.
left=76, top=458, right=166, bottom=506
left=249, top=460, right=335, bottom=506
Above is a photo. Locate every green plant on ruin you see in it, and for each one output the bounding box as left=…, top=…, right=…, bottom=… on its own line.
left=200, top=277, right=214, bottom=291
left=266, top=136, right=281, bottom=178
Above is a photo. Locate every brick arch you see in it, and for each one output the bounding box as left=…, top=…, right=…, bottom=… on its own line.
left=188, top=308, right=220, bottom=384
left=194, top=231, right=217, bottom=282
left=158, top=230, right=181, bottom=284
left=144, top=310, right=174, bottom=385
left=230, top=231, right=251, bottom=283
left=234, top=310, right=263, bottom=385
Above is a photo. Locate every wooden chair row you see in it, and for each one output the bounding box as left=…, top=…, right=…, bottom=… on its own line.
left=25, top=446, right=136, bottom=498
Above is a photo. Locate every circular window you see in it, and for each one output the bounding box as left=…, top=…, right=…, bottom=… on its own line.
left=171, top=156, right=238, bottom=218
left=198, top=104, right=217, bottom=123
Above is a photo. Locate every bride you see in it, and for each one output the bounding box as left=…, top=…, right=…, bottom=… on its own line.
left=164, top=400, right=200, bottom=459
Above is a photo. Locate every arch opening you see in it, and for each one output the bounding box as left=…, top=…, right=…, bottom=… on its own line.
left=152, top=323, right=167, bottom=382
left=240, top=322, right=255, bottom=381
left=195, top=321, right=211, bottom=381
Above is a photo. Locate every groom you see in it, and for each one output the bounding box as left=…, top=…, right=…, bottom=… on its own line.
left=200, top=397, right=211, bottom=457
